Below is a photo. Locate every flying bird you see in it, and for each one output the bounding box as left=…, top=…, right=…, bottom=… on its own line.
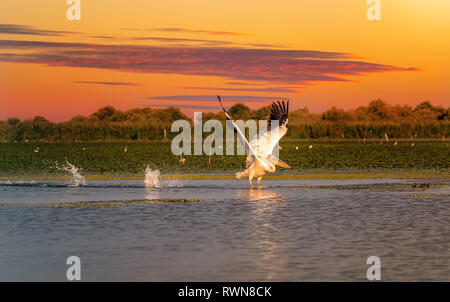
left=217, top=96, right=291, bottom=187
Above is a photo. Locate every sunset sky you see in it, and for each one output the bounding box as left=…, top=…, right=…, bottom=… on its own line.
left=1, top=0, right=449, bottom=121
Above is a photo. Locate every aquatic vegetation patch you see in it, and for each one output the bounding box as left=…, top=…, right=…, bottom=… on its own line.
left=0, top=198, right=202, bottom=208
left=321, top=182, right=449, bottom=193
left=407, top=193, right=443, bottom=199
left=0, top=141, right=448, bottom=176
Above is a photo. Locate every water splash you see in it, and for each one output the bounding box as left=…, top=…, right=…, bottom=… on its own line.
left=60, top=161, right=87, bottom=187
left=144, top=165, right=161, bottom=189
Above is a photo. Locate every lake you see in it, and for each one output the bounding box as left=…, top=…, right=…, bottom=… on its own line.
left=0, top=176, right=449, bottom=281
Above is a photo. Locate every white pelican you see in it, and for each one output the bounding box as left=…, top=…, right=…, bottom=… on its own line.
left=217, top=96, right=291, bottom=187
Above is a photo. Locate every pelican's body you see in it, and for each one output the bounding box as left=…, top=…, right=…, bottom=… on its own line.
left=244, top=157, right=276, bottom=185
left=218, top=96, right=291, bottom=187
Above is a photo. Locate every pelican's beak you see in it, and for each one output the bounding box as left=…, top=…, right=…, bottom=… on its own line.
left=275, top=159, right=291, bottom=169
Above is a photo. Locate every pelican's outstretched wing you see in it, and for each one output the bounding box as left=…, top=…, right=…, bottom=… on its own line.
left=217, top=96, right=260, bottom=159
left=249, top=100, right=290, bottom=157
left=268, top=100, right=289, bottom=129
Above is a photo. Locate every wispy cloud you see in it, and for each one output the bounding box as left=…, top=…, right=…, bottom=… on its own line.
left=0, top=38, right=417, bottom=85
left=226, top=82, right=267, bottom=86
left=153, top=27, right=251, bottom=36
left=0, top=23, right=283, bottom=48
left=0, top=24, right=79, bottom=36
left=72, top=81, right=141, bottom=86
left=145, top=104, right=223, bottom=110
left=129, top=36, right=234, bottom=46
left=86, top=35, right=119, bottom=40
left=147, top=95, right=284, bottom=103
left=182, top=86, right=299, bottom=93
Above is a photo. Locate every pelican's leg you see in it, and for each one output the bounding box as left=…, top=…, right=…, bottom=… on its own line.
left=248, top=176, right=255, bottom=188
left=257, top=177, right=262, bottom=186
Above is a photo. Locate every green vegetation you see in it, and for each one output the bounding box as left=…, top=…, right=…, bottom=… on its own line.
left=0, top=100, right=448, bottom=142
left=0, top=140, right=447, bottom=176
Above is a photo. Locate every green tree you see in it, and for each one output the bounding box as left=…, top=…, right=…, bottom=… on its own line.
left=229, top=103, right=251, bottom=120
left=7, top=117, right=20, bottom=126
left=91, top=106, right=117, bottom=121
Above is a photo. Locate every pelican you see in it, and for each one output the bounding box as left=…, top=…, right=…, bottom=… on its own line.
left=217, top=96, right=291, bottom=187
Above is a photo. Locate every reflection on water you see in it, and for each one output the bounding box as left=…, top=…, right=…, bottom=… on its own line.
left=242, top=188, right=279, bottom=201
left=145, top=188, right=160, bottom=200
left=0, top=178, right=449, bottom=281
left=246, top=190, right=290, bottom=281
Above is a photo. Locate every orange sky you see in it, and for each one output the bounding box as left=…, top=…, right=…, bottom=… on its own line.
left=1, top=0, right=449, bottom=121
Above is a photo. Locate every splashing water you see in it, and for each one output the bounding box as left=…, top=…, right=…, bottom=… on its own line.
left=144, top=165, right=161, bottom=189
left=60, top=161, right=87, bottom=187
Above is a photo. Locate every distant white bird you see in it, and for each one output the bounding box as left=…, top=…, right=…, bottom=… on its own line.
left=218, top=96, right=291, bottom=187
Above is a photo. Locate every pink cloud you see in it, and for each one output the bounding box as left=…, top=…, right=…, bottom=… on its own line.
left=0, top=39, right=417, bottom=85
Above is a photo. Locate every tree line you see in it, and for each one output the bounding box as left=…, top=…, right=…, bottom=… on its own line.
left=0, top=100, right=448, bottom=142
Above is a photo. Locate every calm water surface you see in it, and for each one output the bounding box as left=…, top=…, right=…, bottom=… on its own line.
left=0, top=177, right=449, bottom=281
